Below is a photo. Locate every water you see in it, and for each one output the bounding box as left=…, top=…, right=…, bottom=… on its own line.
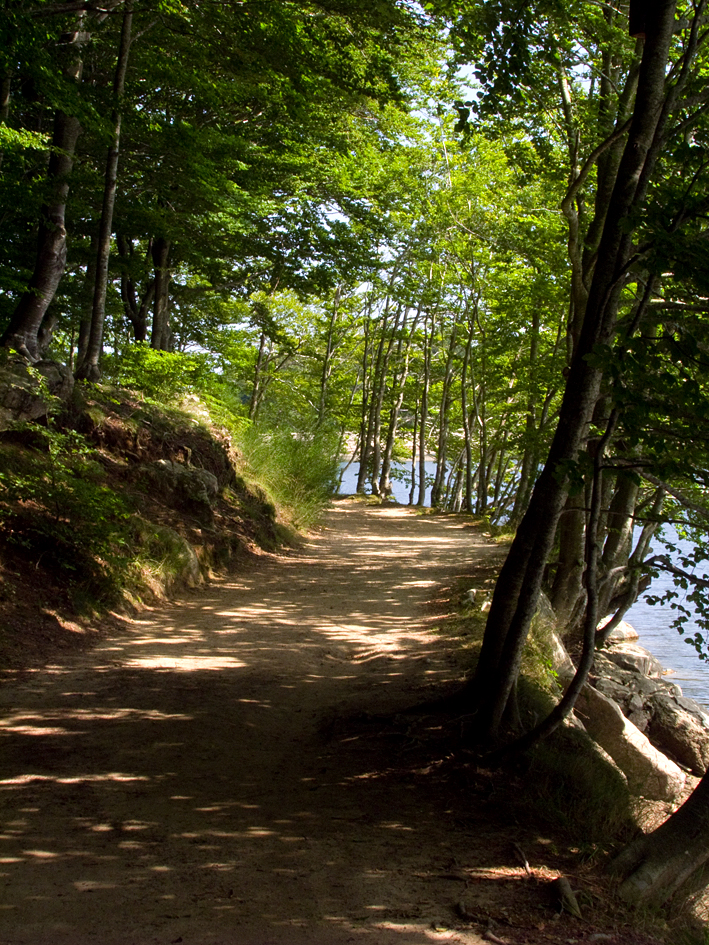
left=337, top=460, right=438, bottom=506
left=338, top=463, right=709, bottom=704
left=626, top=535, right=709, bottom=706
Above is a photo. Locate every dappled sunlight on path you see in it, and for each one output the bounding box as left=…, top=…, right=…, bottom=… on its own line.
left=0, top=501, right=515, bottom=945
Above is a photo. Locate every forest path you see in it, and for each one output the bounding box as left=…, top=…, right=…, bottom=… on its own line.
left=0, top=501, right=543, bottom=945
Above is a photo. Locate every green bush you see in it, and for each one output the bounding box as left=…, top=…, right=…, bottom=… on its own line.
left=102, top=344, right=214, bottom=401
left=198, top=392, right=339, bottom=529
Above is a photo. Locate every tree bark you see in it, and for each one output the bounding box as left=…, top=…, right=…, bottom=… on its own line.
left=379, top=307, right=419, bottom=496
left=550, top=491, right=587, bottom=628
left=249, top=331, right=268, bottom=421
left=416, top=311, right=431, bottom=507
left=1, top=32, right=84, bottom=360
left=76, top=2, right=132, bottom=381
left=368, top=305, right=400, bottom=495
left=150, top=235, right=171, bottom=350
left=463, top=0, right=678, bottom=740
left=317, top=285, right=341, bottom=427
left=0, top=72, right=11, bottom=173
left=117, top=236, right=154, bottom=342
left=612, top=770, right=709, bottom=906
left=430, top=319, right=458, bottom=508
left=460, top=316, right=476, bottom=514
left=355, top=310, right=372, bottom=493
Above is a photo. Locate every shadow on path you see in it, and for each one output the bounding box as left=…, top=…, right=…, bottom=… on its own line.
left=0, top=503, right=551, bottom=945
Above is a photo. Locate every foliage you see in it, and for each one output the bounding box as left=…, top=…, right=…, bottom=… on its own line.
left=0, top=425, right=133, bottom=604
left=102, top=344, right=215, bottom=401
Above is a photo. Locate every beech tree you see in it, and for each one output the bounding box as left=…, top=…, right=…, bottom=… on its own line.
left=0, top=0, right=430, bottom=365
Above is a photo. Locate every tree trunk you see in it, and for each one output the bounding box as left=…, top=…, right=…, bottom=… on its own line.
left=416, top=312, right=431, bottom=507
left=430, top=320, right=458, bottom=508
left=1, top=33, right=84, bottom=360
left=0, top=72, right=11, bottom=173
left=462, top=0, right=678, bottom=740
left=460, top=318, right=476, bottom=514
left=380, top=307, right=419, bottom=496
left=612, top=770, right=709, bottom=906
left=150, top=236, right=171, bottom=350
left=76, top=2, right=133, bottom=381
left=509, top=306, right=541, bottom=527
left=317, top=285, right=341, bottom=427
left=549, top=491, right=587, bottom=628
left=117, top=237, right=154, bottom=343
left=75, top=228, right=99, bottom=371
left=369, top=308, right=400, bottom=495
left=249, top=332, right=268, bottom=421
left=408, top=403, right=418, bottom=506
left=356, top=309, right=373, bottom=493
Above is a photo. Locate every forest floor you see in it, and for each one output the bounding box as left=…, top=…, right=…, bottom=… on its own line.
left=0, top=500, right=672, bottom=945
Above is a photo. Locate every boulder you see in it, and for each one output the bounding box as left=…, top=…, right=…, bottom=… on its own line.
left=144, top=460, right=219, bottom=517
left=603, top=642, right=665, bottom=678
left=134, top=520, right=202, bottom=589
left=647, top=691, right=709, bottom=775
left=677, top=694, right=709, bottom=722
left=606, top=620, right=640, bottom=642
left=0, top=357, right=74, bottom=430
left=592, top=653, right=665, bottom=704
left=574, top=684, right=686, bottom=801
left=551, top=632, right=576, bottom=684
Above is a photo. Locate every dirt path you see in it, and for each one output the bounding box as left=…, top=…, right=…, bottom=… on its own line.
left=0, top=502, right=636, bottom=945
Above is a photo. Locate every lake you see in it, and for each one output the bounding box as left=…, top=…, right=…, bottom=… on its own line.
left=626, top=535, right=709, bottom=706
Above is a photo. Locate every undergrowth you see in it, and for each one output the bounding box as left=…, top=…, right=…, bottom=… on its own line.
left=105, top=345, right=340, bottom=531
left=0, top=347, right=340, bottom=619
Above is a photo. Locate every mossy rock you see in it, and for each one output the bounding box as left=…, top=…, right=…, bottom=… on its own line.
left=131, top=518, right=203, bottom=592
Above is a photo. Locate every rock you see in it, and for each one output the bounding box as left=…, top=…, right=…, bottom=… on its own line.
left=594, top=675, right=632, bottom=706
left=551, top=632, right=576, bottom=683
left=592, top=654, right=664, bottom=704
left=603, top=642, right=666, bottom=678
left=551, top=876, right=582, bottom=918
left=627, top=710, right=650, bottom=733
left=607, top=620, right=640, bottom=642
left=677, top=694, right=709, bottom=722
left=574, top=684, right=686, bottom=800
left=144, top=460, right=219, bottom=517
left=35, top=359, right=74, bottom=402
left=647, top=691, right=709, bottom=775
left=0, top=357, right=74, bottom=430
left=136, top=522, right=202, bottom=589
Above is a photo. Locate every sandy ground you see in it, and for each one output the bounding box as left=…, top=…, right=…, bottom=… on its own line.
left=0, top=501, right=657, bottom=945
